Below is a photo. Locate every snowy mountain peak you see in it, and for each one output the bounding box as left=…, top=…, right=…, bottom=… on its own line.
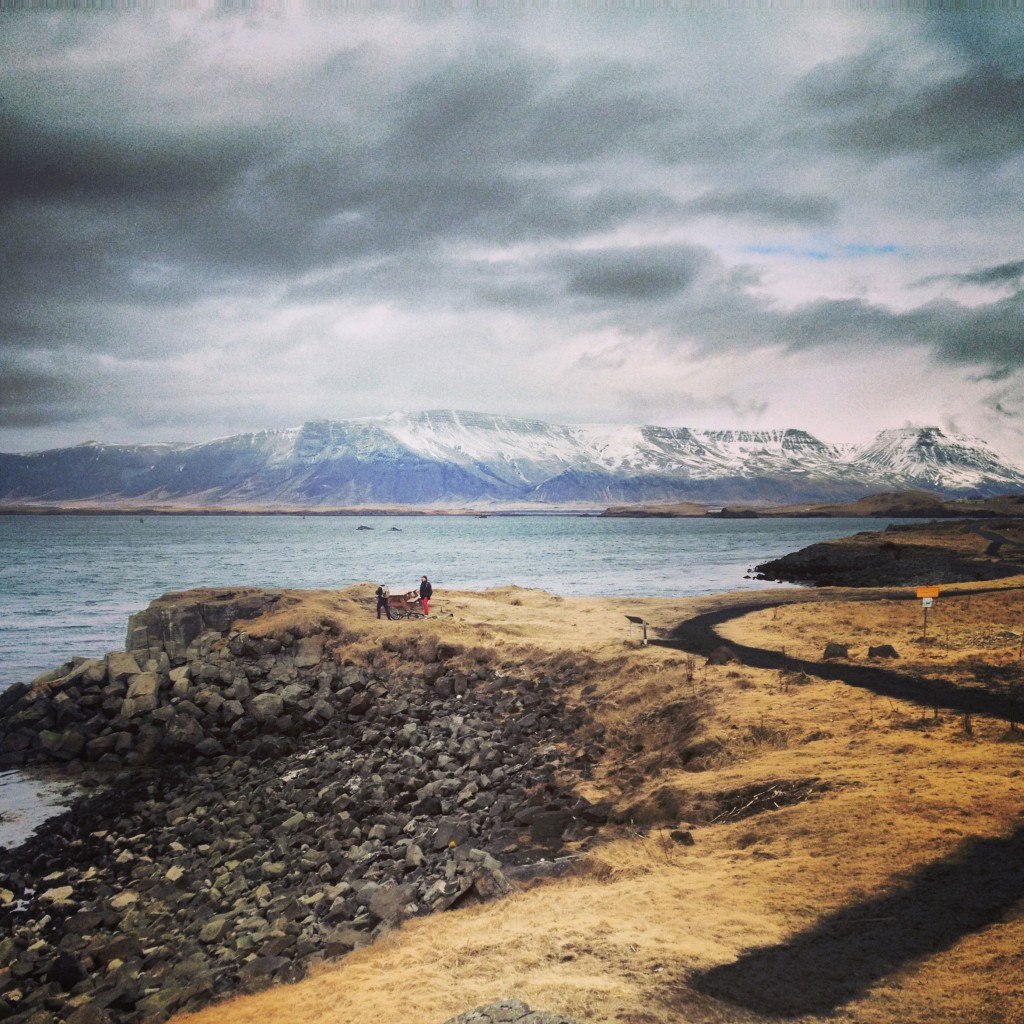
left=853, top=425, right=1015, bottom=490
left=2, top=414, right=1022, bottom=506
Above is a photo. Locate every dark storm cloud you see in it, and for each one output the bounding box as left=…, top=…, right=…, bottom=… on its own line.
left=443, top=238, right=1024, bottom=377
left=287, top=48, right=695, bottom=255
left=518, top=61, right=691, bottom=163
left=970, top=366, right=1015, bottom=384
left=547, top=247, right=1024, bottom=374
left=0, top=45, right=699, bottom=318
left=924, top=11, right=1024, bottom=74
left=789, top=52, right=1024, bottom=165
left=338, top=242, right=712, bottom=316
left=0, top=362, right=89, bottom=427
left=921, top=259, right=1024, bottom=289
left=681, top=189, right=837, bottom=227
left=559, top=245, right=707, bottom=301
left=718, top=284, right=1024, bottom=370
left=0, top=28, right=883, bottom=339
left=383, top=51, right=688, bottom=168
left=908, top=290, right=1024, bottom=367
left=958, top=260, right=1024, bottom=287
left=278, top=184, right=681, bottom=310
left=0, top=29, right=847, bottom=326
left=0, top=111, right=263, bottom=204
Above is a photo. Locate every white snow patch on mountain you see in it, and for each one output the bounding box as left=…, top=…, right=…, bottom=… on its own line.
left=2, top=413, right=1022, bottom=506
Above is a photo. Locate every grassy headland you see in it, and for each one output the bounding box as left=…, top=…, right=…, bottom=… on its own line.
left=755, top=518, right=1024, bottom=586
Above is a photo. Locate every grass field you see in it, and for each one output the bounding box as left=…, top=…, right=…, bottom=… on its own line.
left=719, top=588, right=1024, bottom=707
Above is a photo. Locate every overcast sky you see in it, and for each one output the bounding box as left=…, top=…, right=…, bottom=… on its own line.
left=1, top=6, right=1023, bottom=460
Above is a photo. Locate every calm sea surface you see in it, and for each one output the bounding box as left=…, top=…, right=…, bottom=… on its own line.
left=0, top=513, right=913, bottom=692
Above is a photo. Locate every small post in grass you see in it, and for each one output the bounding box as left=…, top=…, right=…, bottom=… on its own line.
left=916, top=586, right=940, bottom=640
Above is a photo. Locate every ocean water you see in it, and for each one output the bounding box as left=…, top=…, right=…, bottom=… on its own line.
left=0, top=513, right=912, bottom=691
left=0, top=768, right=78, bottom=849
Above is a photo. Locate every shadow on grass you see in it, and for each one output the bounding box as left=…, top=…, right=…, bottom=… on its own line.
left=689, top=823, right=1024, bottom=1017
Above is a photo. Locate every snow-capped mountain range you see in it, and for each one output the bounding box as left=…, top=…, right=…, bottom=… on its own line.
left=1, top=412, right=1022, bottom=507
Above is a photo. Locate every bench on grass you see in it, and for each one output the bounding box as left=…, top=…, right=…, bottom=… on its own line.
left=625, top=614, right=649, bottom=645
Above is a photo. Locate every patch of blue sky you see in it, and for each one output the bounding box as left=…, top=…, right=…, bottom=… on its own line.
left=743, top=240, right=907, bottom=260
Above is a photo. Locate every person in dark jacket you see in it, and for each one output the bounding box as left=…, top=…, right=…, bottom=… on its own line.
left=375, top=584, right=392, bottom=620
left=419, top=575, right=433, bottom=615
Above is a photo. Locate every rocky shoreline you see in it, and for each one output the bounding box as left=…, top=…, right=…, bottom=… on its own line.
left=0, top=590, right=608, bottom=1023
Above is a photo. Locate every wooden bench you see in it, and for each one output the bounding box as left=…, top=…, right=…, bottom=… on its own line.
left=387, top=592, right=425, bottom=619
left=625, top=615, right=649, bottom=645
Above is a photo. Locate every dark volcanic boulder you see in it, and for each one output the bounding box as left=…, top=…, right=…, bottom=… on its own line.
left=868, top=644, right=900, bottom=659
left=706, top=645, right=741, bottom=666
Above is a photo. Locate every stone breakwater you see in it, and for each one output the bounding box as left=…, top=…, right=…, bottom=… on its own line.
left=0, top=590, right=609, bottom=1023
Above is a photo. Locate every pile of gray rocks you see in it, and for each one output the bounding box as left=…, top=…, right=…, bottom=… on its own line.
left=1, top=591, right=328, bottom=767
left=0, top=590, right=610, bottom=1023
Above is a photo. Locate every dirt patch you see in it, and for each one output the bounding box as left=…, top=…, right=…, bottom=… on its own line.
left=622, top=777, right=830, bottom=828
left=705, top=778, right=831, bottom=825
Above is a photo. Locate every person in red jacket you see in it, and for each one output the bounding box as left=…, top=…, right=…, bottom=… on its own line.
left=419, top=575, right=433, bottom=615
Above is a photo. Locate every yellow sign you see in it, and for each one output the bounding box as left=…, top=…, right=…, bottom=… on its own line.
left=916, top=586, right=941, bottom=598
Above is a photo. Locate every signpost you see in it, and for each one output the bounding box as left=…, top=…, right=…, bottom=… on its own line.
left=916, top=586, right=941, bottom=638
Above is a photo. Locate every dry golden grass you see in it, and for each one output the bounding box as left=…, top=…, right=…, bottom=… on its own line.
left=170, top=582, right=1024, bottom=1024
left=720, top=589, right=1024, bottom=701
left=236, top=582, right=691, bottom=655
left=832, top=519, right=1024, bottom=556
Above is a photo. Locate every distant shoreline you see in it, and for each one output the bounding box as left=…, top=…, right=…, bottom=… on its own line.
left=1, top=489, right=1022, bottom=519
left=0, top=504, right=953, bottom=520
left=602, top=491, right=1024, bottom=520
left=0, top=504, right=601, bottom=518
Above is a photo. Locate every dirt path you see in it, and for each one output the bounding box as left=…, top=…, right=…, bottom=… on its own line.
left=972, top=523, right=1024, bottom=556
left=662, top=586, right=1024, bottom=720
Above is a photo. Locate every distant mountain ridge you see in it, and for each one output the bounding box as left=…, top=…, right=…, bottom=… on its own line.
left=1, top=412, right=1022, bottom=507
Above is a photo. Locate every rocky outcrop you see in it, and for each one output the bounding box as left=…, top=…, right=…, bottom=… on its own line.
left=124, top=589, right=281, bottom=659
left=0, top=591, right=609, bottom=1023
left=868, top=644, right=900, bottom=659
left=754, top=524, right=1024, bottom=587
